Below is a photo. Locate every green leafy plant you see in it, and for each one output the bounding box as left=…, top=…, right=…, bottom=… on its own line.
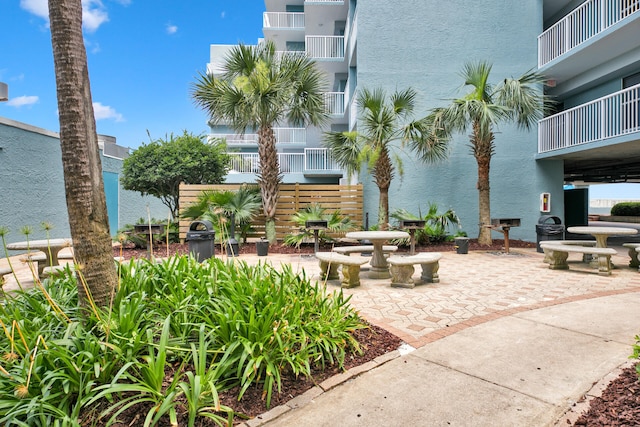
left=391, top=203, right=462, bottom=244
left=283, top=203, right=355, bottom=248
left=610, top=202, right=640, bottom=216
left=0, top=249, right=366, bottom=425
left=181, top=185, right=262, bottom=244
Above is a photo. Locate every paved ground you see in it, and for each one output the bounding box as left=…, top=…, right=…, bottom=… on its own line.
left=2, top=244, right=640, bottom=426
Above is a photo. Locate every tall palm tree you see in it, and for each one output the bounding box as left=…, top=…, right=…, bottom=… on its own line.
left=48, top=0, right=118, bottom=307
left=324, top=87, right=449, bottom=230
left=191, top=42, right=328, bottom=243
left=429, top=61, right=549, bottom=245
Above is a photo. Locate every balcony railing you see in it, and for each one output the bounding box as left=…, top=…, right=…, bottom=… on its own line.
left=325, top=92, right=345, bottom=115
left=538, top=83, right=640, bottom=153
left=263, top=12, right=305, bottom=29
left=305, top=148, right=341, bottom=171
left=305, top=36, right=345, bottom=59
left=211, top=128, right=306, bottom=146
left=227, top=149, right=341, bottom=174
left=538, top=0, right=640, bottom=67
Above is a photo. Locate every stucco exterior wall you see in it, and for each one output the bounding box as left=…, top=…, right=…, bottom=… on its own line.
left=0, top=117, right=166, bottom=246
left=354, top=0, right=561, bottom=241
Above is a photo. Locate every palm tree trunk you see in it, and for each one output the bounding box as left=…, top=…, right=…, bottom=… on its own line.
left=257, top=125, right=281, bottom=243
left=373, top=149, right=394, bottom=230
left=472, top=122, right=493, bottom=246
left=49, top=0, right=118, bottom=308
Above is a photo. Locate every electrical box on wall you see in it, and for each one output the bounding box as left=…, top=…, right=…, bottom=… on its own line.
left=540, top=193, right=551, bottom=212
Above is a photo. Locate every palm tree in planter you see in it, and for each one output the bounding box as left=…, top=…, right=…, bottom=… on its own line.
left=324, top=87, right=450, bottom=230
left=427, top=61, right=549, bottom=245
left=191, top=41, right=328, bottom=243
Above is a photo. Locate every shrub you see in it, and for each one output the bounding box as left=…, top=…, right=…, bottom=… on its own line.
left=610, top=202, right=640, bottom=216
left=283, top=203, right=355, bottom=247
left=390, top=203, right=462, bottom=245
left=0, top=255, right=365, bottom=425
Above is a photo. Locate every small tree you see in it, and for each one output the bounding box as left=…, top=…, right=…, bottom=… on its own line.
left=121, top=131, right=229, bottom=219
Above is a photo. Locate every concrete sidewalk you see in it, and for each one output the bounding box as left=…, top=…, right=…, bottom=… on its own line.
left=233, top=248, right=640, bottom=427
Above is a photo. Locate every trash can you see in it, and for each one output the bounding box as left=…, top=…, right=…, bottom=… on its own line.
left=536, top=215, right=564, bottom=253
left=186, top=220, right=215, bottom=262
left=256, top=239, right=269, bottom=256
left=454, top=237, right=469, bottom=254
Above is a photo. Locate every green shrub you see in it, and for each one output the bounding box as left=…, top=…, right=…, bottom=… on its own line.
left=283, top=203, right=355, bottom=247
left=390, top=203, right=462, bottom=245
left=610, top=202, right=640, bottom=216
left=0, top=255, right=365, bottom=425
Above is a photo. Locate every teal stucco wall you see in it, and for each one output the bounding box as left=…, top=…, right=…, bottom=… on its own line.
left=353, top=0, right=561, bottom=241
left=0, top=117, right=166, bottom=246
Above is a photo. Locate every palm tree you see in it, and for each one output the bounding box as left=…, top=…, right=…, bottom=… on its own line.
left=324, top=87, right=449, bottom=230
left=428, top=61, right=549, bottom=245
left=48, top=0, right=118, bottom=307
left=191, top=42, right=328, bottom=243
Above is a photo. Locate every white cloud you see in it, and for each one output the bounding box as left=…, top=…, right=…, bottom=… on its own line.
left=166, top=24, right=178, bottom=35
left=19, top=0, right=48, bottom=20
left=221, top=11, right=226, bottom=19
left=19, top=0, right=110, bottom=33
left=7, top=95, right=39, bottom=108
left=93, top=102, right=124, bottom=122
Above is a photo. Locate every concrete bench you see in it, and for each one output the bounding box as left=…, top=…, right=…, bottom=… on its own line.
left=0, top=267, right=13, bottom=285
left=315, top=252, right=369, bottom=288
left=539, top=242, right=616, bottom=276
left=541, top=240, right=596, bottom=263
left=19, top=252, right=48, bottom=274
left=622, top=243, right=640, bottom=269
left=332, top=245, right=398, bottom=256
left=386, top=253, right=442, bottom=288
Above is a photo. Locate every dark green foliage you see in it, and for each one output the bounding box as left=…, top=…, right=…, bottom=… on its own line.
left=0, top=255, right=365, bottom=425
left=610, top=202, right=640, bottom=216
left=121, top=131, right=230, bottom=219
left=283, top=203, right=355, bottom=247
left=390, top=203, right=462, bottom=244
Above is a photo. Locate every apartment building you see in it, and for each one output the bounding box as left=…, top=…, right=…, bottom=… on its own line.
left=207, top=0, right=640, bottom=241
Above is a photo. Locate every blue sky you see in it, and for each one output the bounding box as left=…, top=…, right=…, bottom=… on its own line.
left=1, top=0, right=265, bottom=149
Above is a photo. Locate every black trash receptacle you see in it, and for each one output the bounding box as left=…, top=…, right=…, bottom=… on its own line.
left=186, top=220, right=215, bottom=262
left=256, top=239, right=269, bottom=256
left=454, top=237, right=469, bottom=254
left=536, top=215, right=564, bottom=253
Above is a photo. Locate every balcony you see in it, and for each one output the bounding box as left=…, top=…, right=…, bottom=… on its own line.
left=324, top=92, right=345, bottom=116
left=305, top=36, right=345, bottom=60
left=539, top=0, right=640, bottom=68
left=305, top=0, right=344, bottom=3
left=227, top=149, right=342, bottom=175
left=263, top=12, right=305, bottom=29
left=211, top=128, right=306, bottom=146
left=538, top=82, right=640, bottom=153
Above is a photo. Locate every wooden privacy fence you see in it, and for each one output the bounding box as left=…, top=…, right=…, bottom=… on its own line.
left=178, top=183, right=363, bottom=241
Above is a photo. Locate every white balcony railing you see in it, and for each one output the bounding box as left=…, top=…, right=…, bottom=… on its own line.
left=275, top=50, right=307, bottom=61
left=227, top=149, right=341, bottom=174
left=263, top=12, right=305, bottom=29
left=305, top=36, right=345, bottom=59
left=211, top=128, right=305, bottom=146
left=538, top=83, right=640, bottom=152
left=305, top=148, right=341, bottom=171
left=274, top=127, right=306, bottom=144
left=538, top=0, right=640, bottom=67
left=325, top=92, right=345, bottom=115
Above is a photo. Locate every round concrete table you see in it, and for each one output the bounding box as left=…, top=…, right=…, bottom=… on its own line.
left=345, top=231, right=409, bottom=278
left=566, top=226, right=637, bottom=248
left=6, top=238, right=72, bottom=269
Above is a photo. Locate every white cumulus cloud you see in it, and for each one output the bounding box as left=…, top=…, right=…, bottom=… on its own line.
left=93, top=102, right=124, bottom=122
left=7, top=95, right=39, bottom=108
left=20, top=0, right=110, bottom=33
left=166, top=23, right=178, bottom=35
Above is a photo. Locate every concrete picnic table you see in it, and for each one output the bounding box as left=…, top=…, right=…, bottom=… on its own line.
left=345, top=230, right=409, bottom=279
left=566, top=226, right=637, bottom=248
left=6, top=238, right=72, bottom=270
